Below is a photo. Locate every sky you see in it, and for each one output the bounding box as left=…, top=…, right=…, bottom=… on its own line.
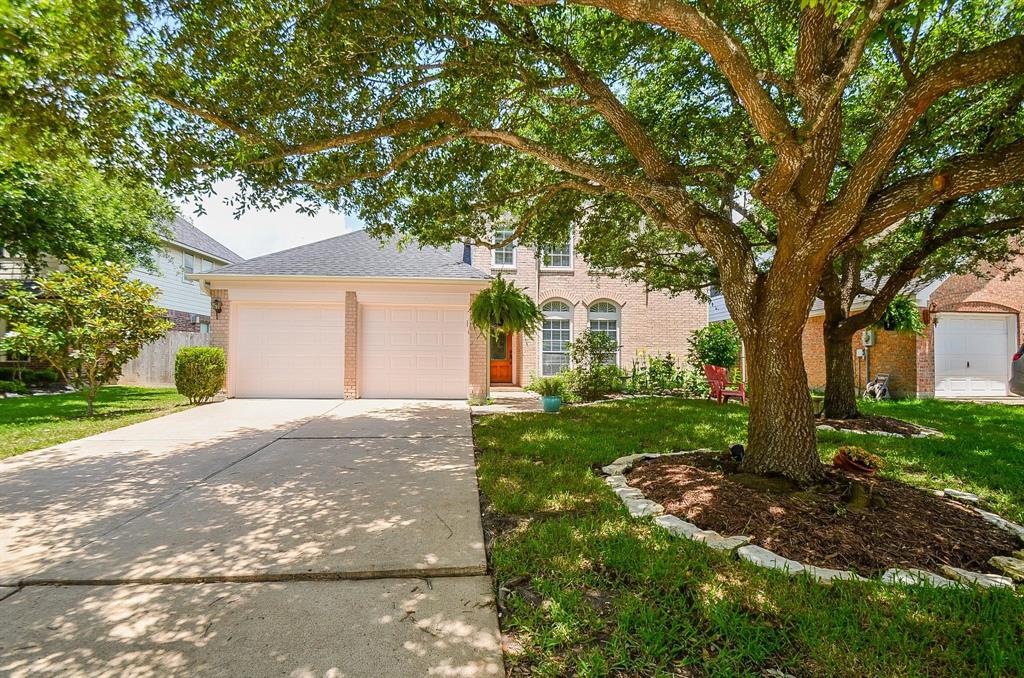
left=176, top=179, right=366, bottom=260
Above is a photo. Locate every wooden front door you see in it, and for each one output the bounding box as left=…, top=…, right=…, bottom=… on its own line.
left=489, top=333, right=513, bottom=384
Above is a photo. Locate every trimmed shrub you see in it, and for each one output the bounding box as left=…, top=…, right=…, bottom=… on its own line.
left=687, top=321, right=742, bottom=368
left=0, top=380, right=28, bottom=395
left=175, top=347, right=226, bottom=404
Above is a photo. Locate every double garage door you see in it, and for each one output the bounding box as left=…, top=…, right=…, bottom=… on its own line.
left=232, top=303, right=467, bottom=399
left=934, top=313, right=1016, bottom=398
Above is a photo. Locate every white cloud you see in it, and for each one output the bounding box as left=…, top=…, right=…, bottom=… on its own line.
left=175, top=179, right=366, bottom=259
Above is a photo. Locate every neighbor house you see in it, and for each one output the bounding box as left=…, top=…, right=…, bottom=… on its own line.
left=709, top=256, right=1024, bottom=398
left=189, top=229, right=707, bottom=400
left=0, top=217, right=242, bottom=366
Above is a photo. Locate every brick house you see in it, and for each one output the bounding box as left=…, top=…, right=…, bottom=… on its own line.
left=190, top=229, right=707, bottom=400
left=469, top=228, right=708, bottom=386
left=711, top=256, right=1024, bottom=398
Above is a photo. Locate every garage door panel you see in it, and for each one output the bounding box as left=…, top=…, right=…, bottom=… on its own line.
left=934, top=313, right=1013, bottom=398
left=360, top=305, right=468, bottom=399
left=233, top=304, right=345, bottom=398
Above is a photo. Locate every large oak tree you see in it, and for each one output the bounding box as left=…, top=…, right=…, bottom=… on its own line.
left=7, top=0, right=1023, bottom=481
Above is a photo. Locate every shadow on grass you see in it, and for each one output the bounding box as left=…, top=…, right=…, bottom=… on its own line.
left=477, top=397, right=1024, bottom=676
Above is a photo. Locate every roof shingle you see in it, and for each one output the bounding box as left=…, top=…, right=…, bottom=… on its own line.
left=204, top=230, right=489, bottom=280
left=168, top=217, right=244, bottom=264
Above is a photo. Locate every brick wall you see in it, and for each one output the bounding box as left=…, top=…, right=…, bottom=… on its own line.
left=471, top=243, right=707, bottom=384
left=802, top=314, right=921, bottom=397
left=468, top=292, right=489, bottom=403
left=209, top=289, right=229, bottom=358
left=928, top=256, right=1024, bottom=344
left=165, top=309, right=210, bottom=332
left=344, top=291, right=359, bottom=399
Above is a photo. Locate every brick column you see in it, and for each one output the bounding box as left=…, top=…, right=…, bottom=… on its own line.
left=210, top=289, right=230, bottom=356
left=344, top=291, right=359, bottom=399
left=468, top=293, right=489, bottom=403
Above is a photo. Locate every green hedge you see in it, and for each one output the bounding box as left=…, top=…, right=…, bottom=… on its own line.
left=0, top=368, right=59, bottom=385
left=174, top=347, right=226, bottom=404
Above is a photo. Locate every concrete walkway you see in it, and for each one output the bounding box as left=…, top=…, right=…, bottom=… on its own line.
left=0, top=399, right=501, bottom=677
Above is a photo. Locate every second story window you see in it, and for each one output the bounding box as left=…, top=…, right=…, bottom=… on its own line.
left=491, top=228, right=516, bottom=269
left=182, top=252, right=195, bottom=279
left=540, top=230, right=573, bottom=270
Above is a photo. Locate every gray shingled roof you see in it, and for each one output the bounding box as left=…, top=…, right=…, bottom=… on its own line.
left=204, top=230, right=490, bottom=280
left=168, top=217, right=244, bottom=264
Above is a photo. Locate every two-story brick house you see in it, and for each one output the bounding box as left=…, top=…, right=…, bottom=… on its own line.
left=190, top=229, right=707, bottom=400
left=470, top=228, right=708, bottom=387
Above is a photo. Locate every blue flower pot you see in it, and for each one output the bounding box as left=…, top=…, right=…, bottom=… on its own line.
left=541, top=395, right=562, bottom=413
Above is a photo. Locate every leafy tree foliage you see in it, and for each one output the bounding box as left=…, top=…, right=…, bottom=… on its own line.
left=0, top=259, right=172, bottom=415
left=687, top=321, right=742, bottom=369
left=0, top=158, right=172, bottom=270
left=469, top=276, right=543, bottom=338
left=5, top=0, right=1023, bottom=480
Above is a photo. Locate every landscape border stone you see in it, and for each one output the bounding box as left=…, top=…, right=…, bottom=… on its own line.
left=603, top=451, right=1017, bottom=590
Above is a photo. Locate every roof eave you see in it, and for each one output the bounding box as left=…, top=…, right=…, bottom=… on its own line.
left=187, top=273, right=492, bottom=286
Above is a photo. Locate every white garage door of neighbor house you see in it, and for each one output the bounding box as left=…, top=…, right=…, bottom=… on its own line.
left=934, top=312, right=1014, bottom=398
left=233, top=304, right=345, bottom=398
left=360, top=305, right=468, bottom=399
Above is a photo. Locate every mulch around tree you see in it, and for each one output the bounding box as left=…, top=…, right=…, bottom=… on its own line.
left=817, top=414, right=929, bottom=436
left=627, top=452, right=1019, bottom=576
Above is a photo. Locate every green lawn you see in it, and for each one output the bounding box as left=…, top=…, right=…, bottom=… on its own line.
left=473, top=397, right=1024, bottom=677
left=0, top=386, right=191, bottom=460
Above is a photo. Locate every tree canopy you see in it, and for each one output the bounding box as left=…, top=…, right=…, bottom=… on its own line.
left=5, top=0, right=1022, bottom=481
left=0, top=158, right=172, bottom=270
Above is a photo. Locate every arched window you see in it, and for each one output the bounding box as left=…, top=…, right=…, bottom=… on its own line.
left=588, top=300, right=620, bottom=365
left=541, top=300, right=572, bottom=376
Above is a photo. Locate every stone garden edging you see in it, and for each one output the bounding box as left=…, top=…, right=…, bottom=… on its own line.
left=602, top=451, right=1021, bottom=590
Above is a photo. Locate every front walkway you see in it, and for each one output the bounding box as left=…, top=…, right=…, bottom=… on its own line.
left=0, top=399, right=501, bottom=676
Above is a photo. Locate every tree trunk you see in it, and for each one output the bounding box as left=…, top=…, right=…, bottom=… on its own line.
left=823, top=328, right=860, bottom=419
left=740, top=334, right=824, bottom=484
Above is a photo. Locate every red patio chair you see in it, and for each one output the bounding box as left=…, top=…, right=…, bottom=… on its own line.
left=703, top=365, right=746, bottom=405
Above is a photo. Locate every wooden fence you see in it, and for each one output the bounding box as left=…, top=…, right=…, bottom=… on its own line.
left=118, top=330, right=212, bottom=387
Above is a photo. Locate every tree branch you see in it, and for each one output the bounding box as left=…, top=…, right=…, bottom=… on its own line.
left=828, top=36, right=1024, bottom=231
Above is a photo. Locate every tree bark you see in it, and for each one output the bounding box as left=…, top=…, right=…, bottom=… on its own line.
left=740, top=334, right=824, bottom=484
left=823, top=327, right=860, bottom=419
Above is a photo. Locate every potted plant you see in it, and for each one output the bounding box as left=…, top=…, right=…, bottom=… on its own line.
left=469, top=276, right=544, bottom=400
left=832, top=446, right=885, bottom=475
left=529, top=376, right=565, bottom=413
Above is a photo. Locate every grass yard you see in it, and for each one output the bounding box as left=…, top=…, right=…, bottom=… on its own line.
left=0, top=386, right=191, bottom=460
left=473, top=397, right=1024, bottom=677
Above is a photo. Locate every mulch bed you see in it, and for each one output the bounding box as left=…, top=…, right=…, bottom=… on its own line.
left=817, top=414, right=929, bottom=436
left=627, top=452, right=1019, bottom=576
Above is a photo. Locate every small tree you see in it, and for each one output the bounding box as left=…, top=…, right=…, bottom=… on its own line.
left=0, top=259, right=172, bottom=415
left=688, top=322, right=742, bottom=370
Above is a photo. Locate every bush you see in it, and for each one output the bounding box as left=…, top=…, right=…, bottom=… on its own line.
left=527, top=376, right=565, bottom=397
left=0, top=380, right=28, bottom=395
left=626, top=352, right=709, bottom=398
left=560, top=330, right=625, bottom=402
left=687, top=321, right=742, bottom=368
left=175, top=347, right=226, bottom=404
left=27, top=368, right=59, bottom=385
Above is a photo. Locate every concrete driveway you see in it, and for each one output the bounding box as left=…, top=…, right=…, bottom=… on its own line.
left=0, top=399, right=501, bottom=677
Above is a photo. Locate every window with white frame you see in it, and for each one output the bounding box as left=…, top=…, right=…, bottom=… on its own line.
left=541, top=300, right=572, bottom=376
left=541, top=231, right=572, bottom=269
left=491, top=228, right=516, bottom=268
left=588, top=300, right=620, bottom=365
left=182, top=252, right=195, bottom=279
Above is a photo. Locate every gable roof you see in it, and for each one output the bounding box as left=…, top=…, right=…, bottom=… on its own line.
left=201, top=230, right=490, bottom=281
left=167, top=217, right=244, bottom=264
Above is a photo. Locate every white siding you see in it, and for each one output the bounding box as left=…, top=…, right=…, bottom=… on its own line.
left=132, top=246, right=213, bottom=316
left=708, top=294, right=731, bottom=322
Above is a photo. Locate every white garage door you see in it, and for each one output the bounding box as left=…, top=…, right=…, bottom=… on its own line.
left=935, top=313, right=1014, bottom=397
left=233, top=304, right=345, bottom=398
left=360, top=305, right=468, bottom=399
